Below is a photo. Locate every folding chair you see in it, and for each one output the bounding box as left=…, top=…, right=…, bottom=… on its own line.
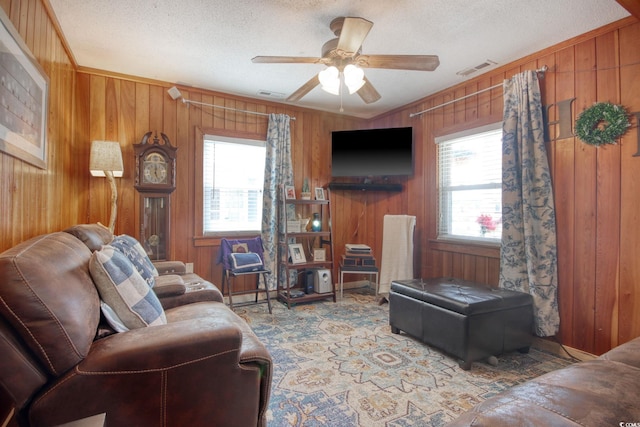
left=217, top=237, right=272, bottom=313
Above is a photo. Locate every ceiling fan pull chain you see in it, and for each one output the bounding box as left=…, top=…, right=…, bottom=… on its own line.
left=339, top=77, right=344, bottom=112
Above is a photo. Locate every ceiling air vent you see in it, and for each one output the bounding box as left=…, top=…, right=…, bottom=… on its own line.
left=257, top=90, right=285, bottom=99
left=456, top=60, right=497, bottom=77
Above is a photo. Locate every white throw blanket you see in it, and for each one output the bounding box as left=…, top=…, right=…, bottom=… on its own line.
left=378, top=215, right=416, bottom=296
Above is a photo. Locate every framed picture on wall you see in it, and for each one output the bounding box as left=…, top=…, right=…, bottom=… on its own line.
left=0, top=9, right=49, bottom=169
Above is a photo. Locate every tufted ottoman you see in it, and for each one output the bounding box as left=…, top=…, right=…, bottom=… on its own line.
left=389, top=277, right=533, bottom=369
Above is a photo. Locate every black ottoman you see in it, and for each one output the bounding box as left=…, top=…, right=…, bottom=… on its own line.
left=389, top=277, right=533, bottom=370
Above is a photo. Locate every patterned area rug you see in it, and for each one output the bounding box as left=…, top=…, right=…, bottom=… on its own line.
left=235, top=289, right=572, bottom=427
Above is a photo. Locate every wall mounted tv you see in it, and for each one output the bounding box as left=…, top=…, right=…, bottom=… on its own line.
left=331, top=126, right=414, bottom=177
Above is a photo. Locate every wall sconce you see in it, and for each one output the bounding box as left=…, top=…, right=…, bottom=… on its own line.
left=90, top=140, right=123, bottom=233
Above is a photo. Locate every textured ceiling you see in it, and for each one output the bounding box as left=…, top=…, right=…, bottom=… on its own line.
left=47, top=0, right=629, bottom=119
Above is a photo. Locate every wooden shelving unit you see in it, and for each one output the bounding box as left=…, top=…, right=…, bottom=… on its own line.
left=277, top=191, right=335, bottom=308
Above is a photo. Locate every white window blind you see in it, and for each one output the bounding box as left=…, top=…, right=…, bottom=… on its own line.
left=203, top=135, right=266, bottom=234
left=436, top=123, right=502, bottom=242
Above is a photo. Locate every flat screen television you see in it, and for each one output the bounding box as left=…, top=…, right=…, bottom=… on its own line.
left=331, top=126, right=413, bottom=177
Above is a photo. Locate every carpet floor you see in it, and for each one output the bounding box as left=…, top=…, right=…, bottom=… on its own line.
left=235, top=288, right=572, bottom=427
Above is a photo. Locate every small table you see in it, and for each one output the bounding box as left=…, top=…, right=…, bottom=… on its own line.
left=339, top=265, right=379, bottom=298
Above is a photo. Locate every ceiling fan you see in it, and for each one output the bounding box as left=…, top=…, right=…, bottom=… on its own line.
left=252, top=17, right=440, bottom=104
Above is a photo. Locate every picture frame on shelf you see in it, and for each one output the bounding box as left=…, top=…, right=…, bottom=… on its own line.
left=313, top=248, right=326, bottom=262
left=314, top=187, right=325, bottom=200
left=289, top=243, right=306, bottom=264
left=286, top=219, right=301, bottom=233
left=285, top=185, right=296, bottom=199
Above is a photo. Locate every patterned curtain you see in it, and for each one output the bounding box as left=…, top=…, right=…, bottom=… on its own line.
left=500, top=71, right=559, bottom=337
left=261, top=114, right=293, bottom=290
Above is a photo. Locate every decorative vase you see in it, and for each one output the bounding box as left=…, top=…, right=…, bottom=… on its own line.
left=311, top=213, right=321, bottom=232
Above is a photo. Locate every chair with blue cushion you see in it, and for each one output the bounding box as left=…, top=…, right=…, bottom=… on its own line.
left=217, top=237, right=272, bottom=313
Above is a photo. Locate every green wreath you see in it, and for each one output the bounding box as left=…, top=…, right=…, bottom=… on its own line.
left=575, top=102, right=630, bottom=146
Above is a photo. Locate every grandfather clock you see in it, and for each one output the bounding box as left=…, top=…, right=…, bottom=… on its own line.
left=134, top=132, right=177, bottom=261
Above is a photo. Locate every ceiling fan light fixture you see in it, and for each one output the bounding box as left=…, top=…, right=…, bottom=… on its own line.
left=344, top=64, right=365, bottom=94
left=319, top=66, right=340, bottom=95
left=254, top=16, right=439, bottom=104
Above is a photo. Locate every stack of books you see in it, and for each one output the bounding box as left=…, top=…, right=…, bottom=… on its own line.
left=341, top=244, right=377, bottom=268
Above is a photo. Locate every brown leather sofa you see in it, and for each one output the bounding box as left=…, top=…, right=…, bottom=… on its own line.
left=445, top=336, right=640, bottom=426
left=0, top=227, right=272, bottom=427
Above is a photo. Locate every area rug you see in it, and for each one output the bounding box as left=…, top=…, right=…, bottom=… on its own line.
left=235, top=289, right=572, bottom=427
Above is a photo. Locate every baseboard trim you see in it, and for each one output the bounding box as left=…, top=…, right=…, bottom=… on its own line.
left=532, top=337, right=596, bottom=362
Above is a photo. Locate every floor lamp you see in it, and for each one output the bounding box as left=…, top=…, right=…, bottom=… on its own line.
left=90, top=140, right=123, bottom=233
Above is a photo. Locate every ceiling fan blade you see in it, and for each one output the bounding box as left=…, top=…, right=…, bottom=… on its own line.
left=357, top=54, right=440, bottom=71
left=286, top=74, right=320, bottom=102
left=336, top=17, right=373, bottom=57
left=252, top=56, right=322, bottom=64
left=357, top=77, right=381, bottom=104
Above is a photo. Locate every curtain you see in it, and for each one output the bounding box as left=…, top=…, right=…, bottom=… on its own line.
left=500, top=71, right=559, bottom=337
left=261, top=114, right=293, bottom=290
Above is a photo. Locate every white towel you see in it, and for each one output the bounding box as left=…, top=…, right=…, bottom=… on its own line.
left=378, top=215, right=416, bottom=296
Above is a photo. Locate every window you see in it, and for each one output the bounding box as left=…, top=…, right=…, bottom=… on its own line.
left=436, top=123, right=502, bottom=242
left=203, top=135, right=266, bottom=234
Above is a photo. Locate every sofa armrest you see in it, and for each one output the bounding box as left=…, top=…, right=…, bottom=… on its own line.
left=28, top=317, right=272, bottom=427
left=153, top=274, right=187, bottom=298
left=81, top=319, right=246, bottom=372
left=153, top=260, right=186, bottom=275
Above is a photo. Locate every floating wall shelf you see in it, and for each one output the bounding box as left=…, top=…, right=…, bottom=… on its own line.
left=328, top=182, right=403, bottom=192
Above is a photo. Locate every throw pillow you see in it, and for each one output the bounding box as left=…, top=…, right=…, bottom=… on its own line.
left=111, top=234, right=159, bottom=288
left=229, top=252, right=263, bottom=273
left=100, top=301, right=129, bottom=332
left=90, top=245, right=167, bottom=330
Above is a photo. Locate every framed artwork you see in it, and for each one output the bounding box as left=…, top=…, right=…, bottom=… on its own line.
left=0, top=9, right=49, bottom=169
left=288, top=243, right=306, bottom=264
left=285, top=185, right=296, bottom=199
left=313, top=248, right=326, bottom=262
left=314, top=187, right=325, bottom=200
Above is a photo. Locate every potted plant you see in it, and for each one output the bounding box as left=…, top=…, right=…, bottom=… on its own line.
left=301, top=178, right=311, bottom=200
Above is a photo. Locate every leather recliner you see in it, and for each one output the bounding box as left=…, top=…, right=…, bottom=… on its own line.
left=0, top=230, right=272, bottom=426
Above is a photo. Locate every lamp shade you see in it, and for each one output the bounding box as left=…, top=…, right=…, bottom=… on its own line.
left=89, top=141, right=123, bottom=177
left=344, top=64, right=365, bottom=94
left=319, top=66, right=340, bottom=95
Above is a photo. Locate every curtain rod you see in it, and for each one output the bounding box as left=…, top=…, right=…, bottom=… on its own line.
left=409, top=66, right=548, bottom=118
left=181, top=98, right=296, bottom=120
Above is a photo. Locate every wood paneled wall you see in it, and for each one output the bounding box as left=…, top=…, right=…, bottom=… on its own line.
left=76, top=72, right=366, bottom=291
left=371, top=17, right=640, bottom=354
left=0, top=0, right=80, bottom=249
left=1, top=0, right=638, bottom=356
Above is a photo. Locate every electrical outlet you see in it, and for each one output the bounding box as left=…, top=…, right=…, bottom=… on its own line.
left=185, top=263, right=194, bottom=274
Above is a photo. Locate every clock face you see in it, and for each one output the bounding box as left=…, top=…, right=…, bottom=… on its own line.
left=142, top=152, right=168, bottom=184
left=148, top=234, right=160, bottom=246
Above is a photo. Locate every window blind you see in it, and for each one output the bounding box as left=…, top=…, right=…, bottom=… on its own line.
left=436, top=123, right=503, bottom=241
left=203, top=136, right=265, bottom=234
